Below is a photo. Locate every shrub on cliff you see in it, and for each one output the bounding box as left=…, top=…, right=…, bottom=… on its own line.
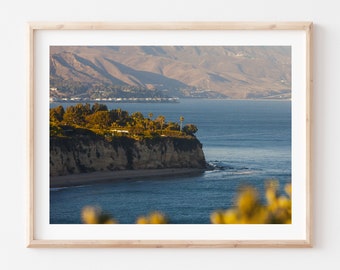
left=182, top=124, right=198, bottom=135
left=50, top=103, right=199, bottom=140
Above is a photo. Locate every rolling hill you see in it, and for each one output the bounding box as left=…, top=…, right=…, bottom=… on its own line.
left=50, top=46, right=291, bottom=99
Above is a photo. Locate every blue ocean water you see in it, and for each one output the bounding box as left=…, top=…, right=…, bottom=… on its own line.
left=50, top=99, right=291, bottom=224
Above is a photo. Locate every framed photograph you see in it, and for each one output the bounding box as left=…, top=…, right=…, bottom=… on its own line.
left=28, top=22, right=312, bottom=248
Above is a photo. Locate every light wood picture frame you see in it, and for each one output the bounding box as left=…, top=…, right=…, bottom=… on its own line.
left=28, top=22, right=313, bottom=248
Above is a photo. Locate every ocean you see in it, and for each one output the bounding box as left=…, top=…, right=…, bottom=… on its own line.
left=50, top=99, right=291, bottom=224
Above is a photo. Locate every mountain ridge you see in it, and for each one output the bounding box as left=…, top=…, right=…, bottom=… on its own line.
left=50, top=46, right=291, bottom=99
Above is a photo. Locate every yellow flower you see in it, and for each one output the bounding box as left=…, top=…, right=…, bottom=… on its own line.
left=265, top=180, right=279, bottom=203
left=210, top=211, right=224, bottom=224
left=250, top=207, right=269, bottom=224
left=81, top=206, right=99, bottom=224
left=284, top=183, right=292, bottom=197
left=266, top=188, right=277, bottom=204
left=149, top=211, right=167, bottom=224
left=104, top=218, right=117, bottom=224
left=81, top=206, right=117, bottom=224
left=222, top=209, right=238, bottom=224
left=278, top=196, right=291, bottom=209
left=136, top=211, right=168, bottom=224
left=237, top=187, right=259, bottom=215
left=136, top=216, right=149, bottom=224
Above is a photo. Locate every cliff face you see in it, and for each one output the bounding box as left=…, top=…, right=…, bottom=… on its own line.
left=50, top=136, right=206, bottom=176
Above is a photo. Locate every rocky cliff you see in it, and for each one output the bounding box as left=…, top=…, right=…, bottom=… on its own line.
left=50, top=136, right=206, bottom=177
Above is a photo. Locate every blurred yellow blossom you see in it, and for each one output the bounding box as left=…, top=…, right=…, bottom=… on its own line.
left=81, top=206, right=117, bottom=224
left=136, top=211, right=168, bottom=224
left=211, top=180, right=292, bottom=224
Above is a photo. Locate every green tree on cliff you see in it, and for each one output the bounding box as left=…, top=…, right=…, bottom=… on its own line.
left=50, top=104, right=198, bottom=139
left=182, top=124, right=198, bottom=136
left=85, top=111, right=111, bottom=129
left=179, top=116, right=184, bottom=131
left=92, top=103, right=108, bottom=113
left=63, top=105, right=84, bottom=126
left=155, top=115, right=166, bottom=134
left=50, top=105, right=65, bottom=123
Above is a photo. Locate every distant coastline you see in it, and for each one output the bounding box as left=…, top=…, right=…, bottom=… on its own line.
left=50, top=97, right=291, bottom=104
left=49, top=97, right=180, bottom=103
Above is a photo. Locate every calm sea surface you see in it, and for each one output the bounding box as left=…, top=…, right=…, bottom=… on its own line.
left=50, top=99, right=291, bottom=224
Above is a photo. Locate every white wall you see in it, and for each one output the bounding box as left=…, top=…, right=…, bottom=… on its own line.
left=1, top=0, right=339, bottom=269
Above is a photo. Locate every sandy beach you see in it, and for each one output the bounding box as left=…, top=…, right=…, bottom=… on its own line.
left=50, top=168, right=205, bottom=188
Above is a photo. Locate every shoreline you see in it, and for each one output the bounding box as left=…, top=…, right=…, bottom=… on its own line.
left=50, top=168, right=206, bottom=188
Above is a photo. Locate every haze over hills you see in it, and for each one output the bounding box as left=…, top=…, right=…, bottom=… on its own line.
left=50, top=46, right=291, bottom=100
